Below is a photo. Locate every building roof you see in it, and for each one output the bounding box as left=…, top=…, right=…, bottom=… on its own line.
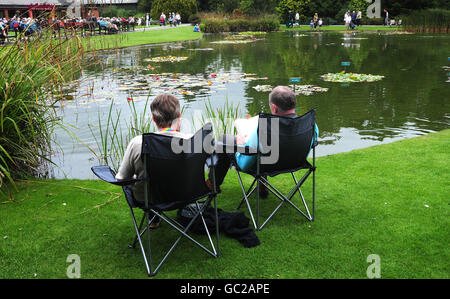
left=0, top=0, right=138, bottom=6
left=0, top=0, right=69, bottom=6
left=80, top=0, right=138, bottom=4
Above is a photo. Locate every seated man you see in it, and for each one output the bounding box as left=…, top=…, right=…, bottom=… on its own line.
left=115, top=94, right=192, bottom=227
left=207, top=86, right=319, bottom=197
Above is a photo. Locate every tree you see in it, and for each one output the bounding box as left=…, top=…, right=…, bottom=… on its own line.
left=138, top=0, right=152, bottom=14
left=239, top=0, right=278, bottom=15
left=276, top=0, right=312, bottom=23
left=348, top=0, right=369, bottom=14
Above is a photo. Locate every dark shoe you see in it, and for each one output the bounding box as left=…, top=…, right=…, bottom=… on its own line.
left=205, top=179, right=221, bottom=194
left=149, top=217, right=161, bottom=230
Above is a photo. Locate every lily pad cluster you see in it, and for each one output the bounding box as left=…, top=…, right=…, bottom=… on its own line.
left=238, top=31, right=267, bottom=36
left=253, top=84, right=329, bottom=96
left=210, top=39, right=259, bottom=44
left=211, top=34, right=266, bottom=45
left=143, top=56, right=189, bottom=63
left=188, top=48, right=215, bottom=51
left=115, top=71, right=270, bottom=98
left=321, top=72, right=384, bottom=83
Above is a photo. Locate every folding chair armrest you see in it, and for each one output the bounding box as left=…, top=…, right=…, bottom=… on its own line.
left=214, top=141, right=258, bottom=156
left=91, top=165, right=140, bottom=186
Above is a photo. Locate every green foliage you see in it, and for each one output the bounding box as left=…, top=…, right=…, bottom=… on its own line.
left=101, top=6, right=137, bottom=18
left=361, top=17, right=384, bottom=25
left=0, top=31, right=83, bottom=195
left=200, top=15, right=279, bottom=33
left=150, top=0, right=198, bottom=21
left=276, top=0, right=312, bottom=23
left=383, top=0, right=450, bottom=16
left=188, top=13, right=202, bottom=24
left=137, top=0, right=152, bottom=14
left=239, top=0, right=278, bottom=15
left=203, top=0, right=240, bottom=14
left=348, top=0, right=369, bottom=14
left=402, top=8, right=450, bottom=33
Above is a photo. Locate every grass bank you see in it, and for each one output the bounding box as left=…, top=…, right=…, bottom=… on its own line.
left=0, top=130, right=448, bottom=278
left=82, top=26, right=201, bottom=51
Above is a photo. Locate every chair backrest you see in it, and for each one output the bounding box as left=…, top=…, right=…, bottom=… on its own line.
left=141, top=123, right=214, bottom=211
left=258, top=109, right=316, bottom=175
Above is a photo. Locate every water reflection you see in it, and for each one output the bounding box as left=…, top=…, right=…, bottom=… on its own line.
left=51, top=31, right=450, bottom=179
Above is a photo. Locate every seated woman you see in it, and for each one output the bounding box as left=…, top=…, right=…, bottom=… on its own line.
left=115, top=94, right=192, bottom=227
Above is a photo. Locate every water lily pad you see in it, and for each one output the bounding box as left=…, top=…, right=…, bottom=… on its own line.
left=253, top=84, right=329, bottom=95
left=321, top=72, right=384, bottom=83
left=144, top=56, right=189, bottom=63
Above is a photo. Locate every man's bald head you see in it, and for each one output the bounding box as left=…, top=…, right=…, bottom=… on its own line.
left=269, top=86, right=296, bottom=113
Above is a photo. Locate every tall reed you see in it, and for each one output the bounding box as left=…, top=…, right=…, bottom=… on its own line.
left=402, top=9, right=450, bottom=33
left=88, top=98, right=154, bottom=172
left=0, top=29, right=84, bottom=195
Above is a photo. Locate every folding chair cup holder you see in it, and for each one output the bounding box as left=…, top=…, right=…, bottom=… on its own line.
left=91, top=109, right=318, bottom=275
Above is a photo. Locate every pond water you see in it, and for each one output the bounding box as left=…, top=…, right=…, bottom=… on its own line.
left=51, top=31, right=450, bottom=179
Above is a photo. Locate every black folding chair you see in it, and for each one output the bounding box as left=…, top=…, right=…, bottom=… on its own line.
left=91, top=123, right=220, bottom=277
left=229, top=109, right=318, bottom=231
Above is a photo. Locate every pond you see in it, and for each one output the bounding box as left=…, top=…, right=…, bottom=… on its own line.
left=51, top=31, right=450, bottom=179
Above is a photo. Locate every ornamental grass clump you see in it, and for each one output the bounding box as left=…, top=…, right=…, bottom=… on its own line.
left=0, top=29, right=84, bottom=195
left=402, top=9, right=450, bottom=33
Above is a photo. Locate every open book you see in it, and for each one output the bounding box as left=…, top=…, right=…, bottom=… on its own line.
left=233, top=115, right=259, bottom=144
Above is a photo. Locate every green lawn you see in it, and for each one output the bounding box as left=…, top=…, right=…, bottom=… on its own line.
left=82, top=25, right=201, bottom=51
left=280, top=25, right=400, bottom=31
left=0, top=130, right=448, bottom=278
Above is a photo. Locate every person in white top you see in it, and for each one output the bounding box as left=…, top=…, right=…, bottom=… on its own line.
left=115, top=94, right=192, bottom=206
left=345, top=11, right=352, bottom=30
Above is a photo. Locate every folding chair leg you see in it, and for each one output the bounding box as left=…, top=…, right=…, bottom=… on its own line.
left=130, top=212, right=158, bottom=249
left=129, top=213, right=145, bottom=249
left=292, top=173, right=313, bottom=221
left=235, top=174, right=257, bottom=211
left=234, top=170, right=258, bottom=229
left=128, top=207, right=153, bottom=276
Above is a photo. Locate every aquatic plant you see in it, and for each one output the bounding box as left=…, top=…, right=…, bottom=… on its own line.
left=402, top=9, right=450, bottom=33
left=0, top=30, right=83, bottom=195
left=88, top=97, right=154, bottom=172
left=321, top=72, right=385, bottom=83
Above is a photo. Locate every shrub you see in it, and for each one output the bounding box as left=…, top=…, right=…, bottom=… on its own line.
left=0, top=30, right=83, bottom=195
left=276, top=0, right=311, bottom=24
left=200, top=15, right=279, bottom=33
left=361, top=17, right=384, bottom=25
left=402, top=9, right=450, bottom=33
left=188, top=13, right=201, bottom=24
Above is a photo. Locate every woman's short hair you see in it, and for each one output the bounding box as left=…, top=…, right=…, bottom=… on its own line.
left=150, top=94, right=180, bottom=128
left=269, top=86, right=296, bottom=112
